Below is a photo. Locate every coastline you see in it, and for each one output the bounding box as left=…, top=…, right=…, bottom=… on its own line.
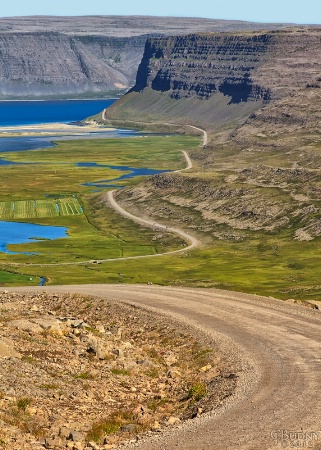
left=0, top=97, right=119, bottom=102
left=0, top=122, right=115, bottom=136
left=0, top=98, right=117, bottom=132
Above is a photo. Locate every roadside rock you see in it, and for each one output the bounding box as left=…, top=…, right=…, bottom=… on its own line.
left=7, top=319, right=43, bottom=334
left=0, top=291, right=229, bottom=449
left=0, top=337, right=21, bottom=358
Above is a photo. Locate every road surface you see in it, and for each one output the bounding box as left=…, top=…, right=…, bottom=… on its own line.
left=9, top=284, right=321, bottom=450
left=101, top=110, right=208, bottom=147
left=105, top=189, right=199, bottom=254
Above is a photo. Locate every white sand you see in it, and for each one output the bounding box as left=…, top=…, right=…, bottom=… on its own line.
left=0, top=122, right=115, bottom=136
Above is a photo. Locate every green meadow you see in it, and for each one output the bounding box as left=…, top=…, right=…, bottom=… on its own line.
left=0, top=136, right=195, bottom=200
left=0, top=197, right=82, bottom=219
left=0, top=135, right=197, bottom=285
left=1, top=132, right=321, bottom=301
left=6, top=225, right=321, bottom=300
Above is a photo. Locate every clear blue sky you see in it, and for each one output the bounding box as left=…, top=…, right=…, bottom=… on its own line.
left=1, top=0, right=320, bottom=25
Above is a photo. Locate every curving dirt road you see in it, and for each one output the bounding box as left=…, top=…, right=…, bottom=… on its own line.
left=175, top=149, right=193, bottom=171
left=8, top=117, right=321, bottom=448
left=9, top=284, right=321, bottom=450
left=105, top=188, right=199, bottom=254
left=5, top=150, right=197, bottom=267
left=101, top=110, right=208, bottom=147
left=186, top=124, right=208, bottom=146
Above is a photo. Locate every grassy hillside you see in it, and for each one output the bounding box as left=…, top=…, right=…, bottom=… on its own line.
left=104, top=89, right=262, bottom=130
left=100, top=83, right=321, bottom=300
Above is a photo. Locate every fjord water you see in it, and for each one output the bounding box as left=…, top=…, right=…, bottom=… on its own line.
left=0, top=99, right=116, bottom=126
left=0, top=98, right=143, bottom=153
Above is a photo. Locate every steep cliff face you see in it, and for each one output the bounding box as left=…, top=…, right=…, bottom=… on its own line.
left=0, top=15, right=294, bottom=99
left=0, top=32, right=146, bottom=97
left=132, top=34, right=273, bottom=103
left=106, top=28, right=321, bottom=128
left=138, top=29, right=321, bottom=101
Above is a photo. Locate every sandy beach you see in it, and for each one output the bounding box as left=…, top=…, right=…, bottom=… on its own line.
left=0, top=121, right=115, bottom=137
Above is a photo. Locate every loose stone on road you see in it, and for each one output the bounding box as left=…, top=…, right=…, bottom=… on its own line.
left=9, top=284, right=321, bottom=449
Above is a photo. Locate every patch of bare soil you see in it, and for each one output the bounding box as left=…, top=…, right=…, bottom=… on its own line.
left=0, top=292, right=235, bottom=450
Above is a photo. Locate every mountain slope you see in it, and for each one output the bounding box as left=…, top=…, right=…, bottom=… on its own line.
left=101, top=25, right=321, bottom=299
left=104, top=28, right=321, bottom=128
left=0, top=16, right=298, bottom=99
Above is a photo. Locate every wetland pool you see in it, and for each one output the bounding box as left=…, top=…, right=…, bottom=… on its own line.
left=0, top=129, right=144, bottom=153
left=0, top=221, right=68, bottom=254
left=79, top=162, right=170, bottom=188
left=0, top=99, right=174, bottom=254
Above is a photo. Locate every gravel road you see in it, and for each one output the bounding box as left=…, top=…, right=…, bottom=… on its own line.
left=106, top=189, right=199, bottom=254
left=8, top=284, right=321, bottom=449
left=101, top=112, right=208, bottom=147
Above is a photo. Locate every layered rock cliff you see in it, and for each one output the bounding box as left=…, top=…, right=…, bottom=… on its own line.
left=131, top=34, right=274, bottom=103
left=105, top=28, right=321, bottom=128
left=0, top=32, right=145, bottom=97
left=106, top=26, right=321, bottom=254
left=0, top=15, right=293, bottom=99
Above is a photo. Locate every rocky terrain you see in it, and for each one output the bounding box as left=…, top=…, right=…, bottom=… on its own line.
left=103, top=26, right=321, bottom=243
left=105, top=28, right=321, bottom=127
left=0, top=16, right=295, bottom=99
left=0, top=32, right=143, bottom=98
left=0, top=291, right=235, bottom=450
left=113, top=165, right=321, bottom=243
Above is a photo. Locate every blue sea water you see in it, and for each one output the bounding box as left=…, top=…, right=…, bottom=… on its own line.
left=0, top=98, right=144, bottom=154
left=0, top=99, right=116, bottom=126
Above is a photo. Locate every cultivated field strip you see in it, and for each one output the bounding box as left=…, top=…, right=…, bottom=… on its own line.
left=13, top=200, right=35, bottom=219
left=0, top=202, right=12, bottom=219
left=0, top=198, right=83, bottom=220
left=57, top=198, right=83, bottom=216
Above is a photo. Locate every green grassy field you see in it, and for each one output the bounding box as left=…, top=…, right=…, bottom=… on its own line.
left=0, top=136, right=194, bottom=200
left=6, top=226, right=321, bottom=299
left=0, top=135, right=197, bottom=284
left=0, top=198, right=83, bottom=219
left=0, top=269, right=36, bottom=286
left=1, top=129, right=321, bottom=301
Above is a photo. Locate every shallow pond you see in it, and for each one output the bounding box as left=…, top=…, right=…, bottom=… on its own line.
left=0, top=129, right=144, bottom=154
left=0, top=221, right=68, bottom=254
left=79, top=162, right=170, bottom=188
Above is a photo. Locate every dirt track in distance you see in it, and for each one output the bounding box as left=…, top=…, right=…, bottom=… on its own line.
left=8, top=284, right=321, bottom=450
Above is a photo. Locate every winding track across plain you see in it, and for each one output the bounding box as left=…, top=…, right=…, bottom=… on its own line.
left=105, top=187, right=199, bottom=255
left=9, top=284, right=321, bottom=449
left=10, top=118, right=320, bottom=448
left=5, top=150, right=198, bottom=267
left=5, top=118, right=202, bottom=267
left=101, top=109, right=208, bottom=147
